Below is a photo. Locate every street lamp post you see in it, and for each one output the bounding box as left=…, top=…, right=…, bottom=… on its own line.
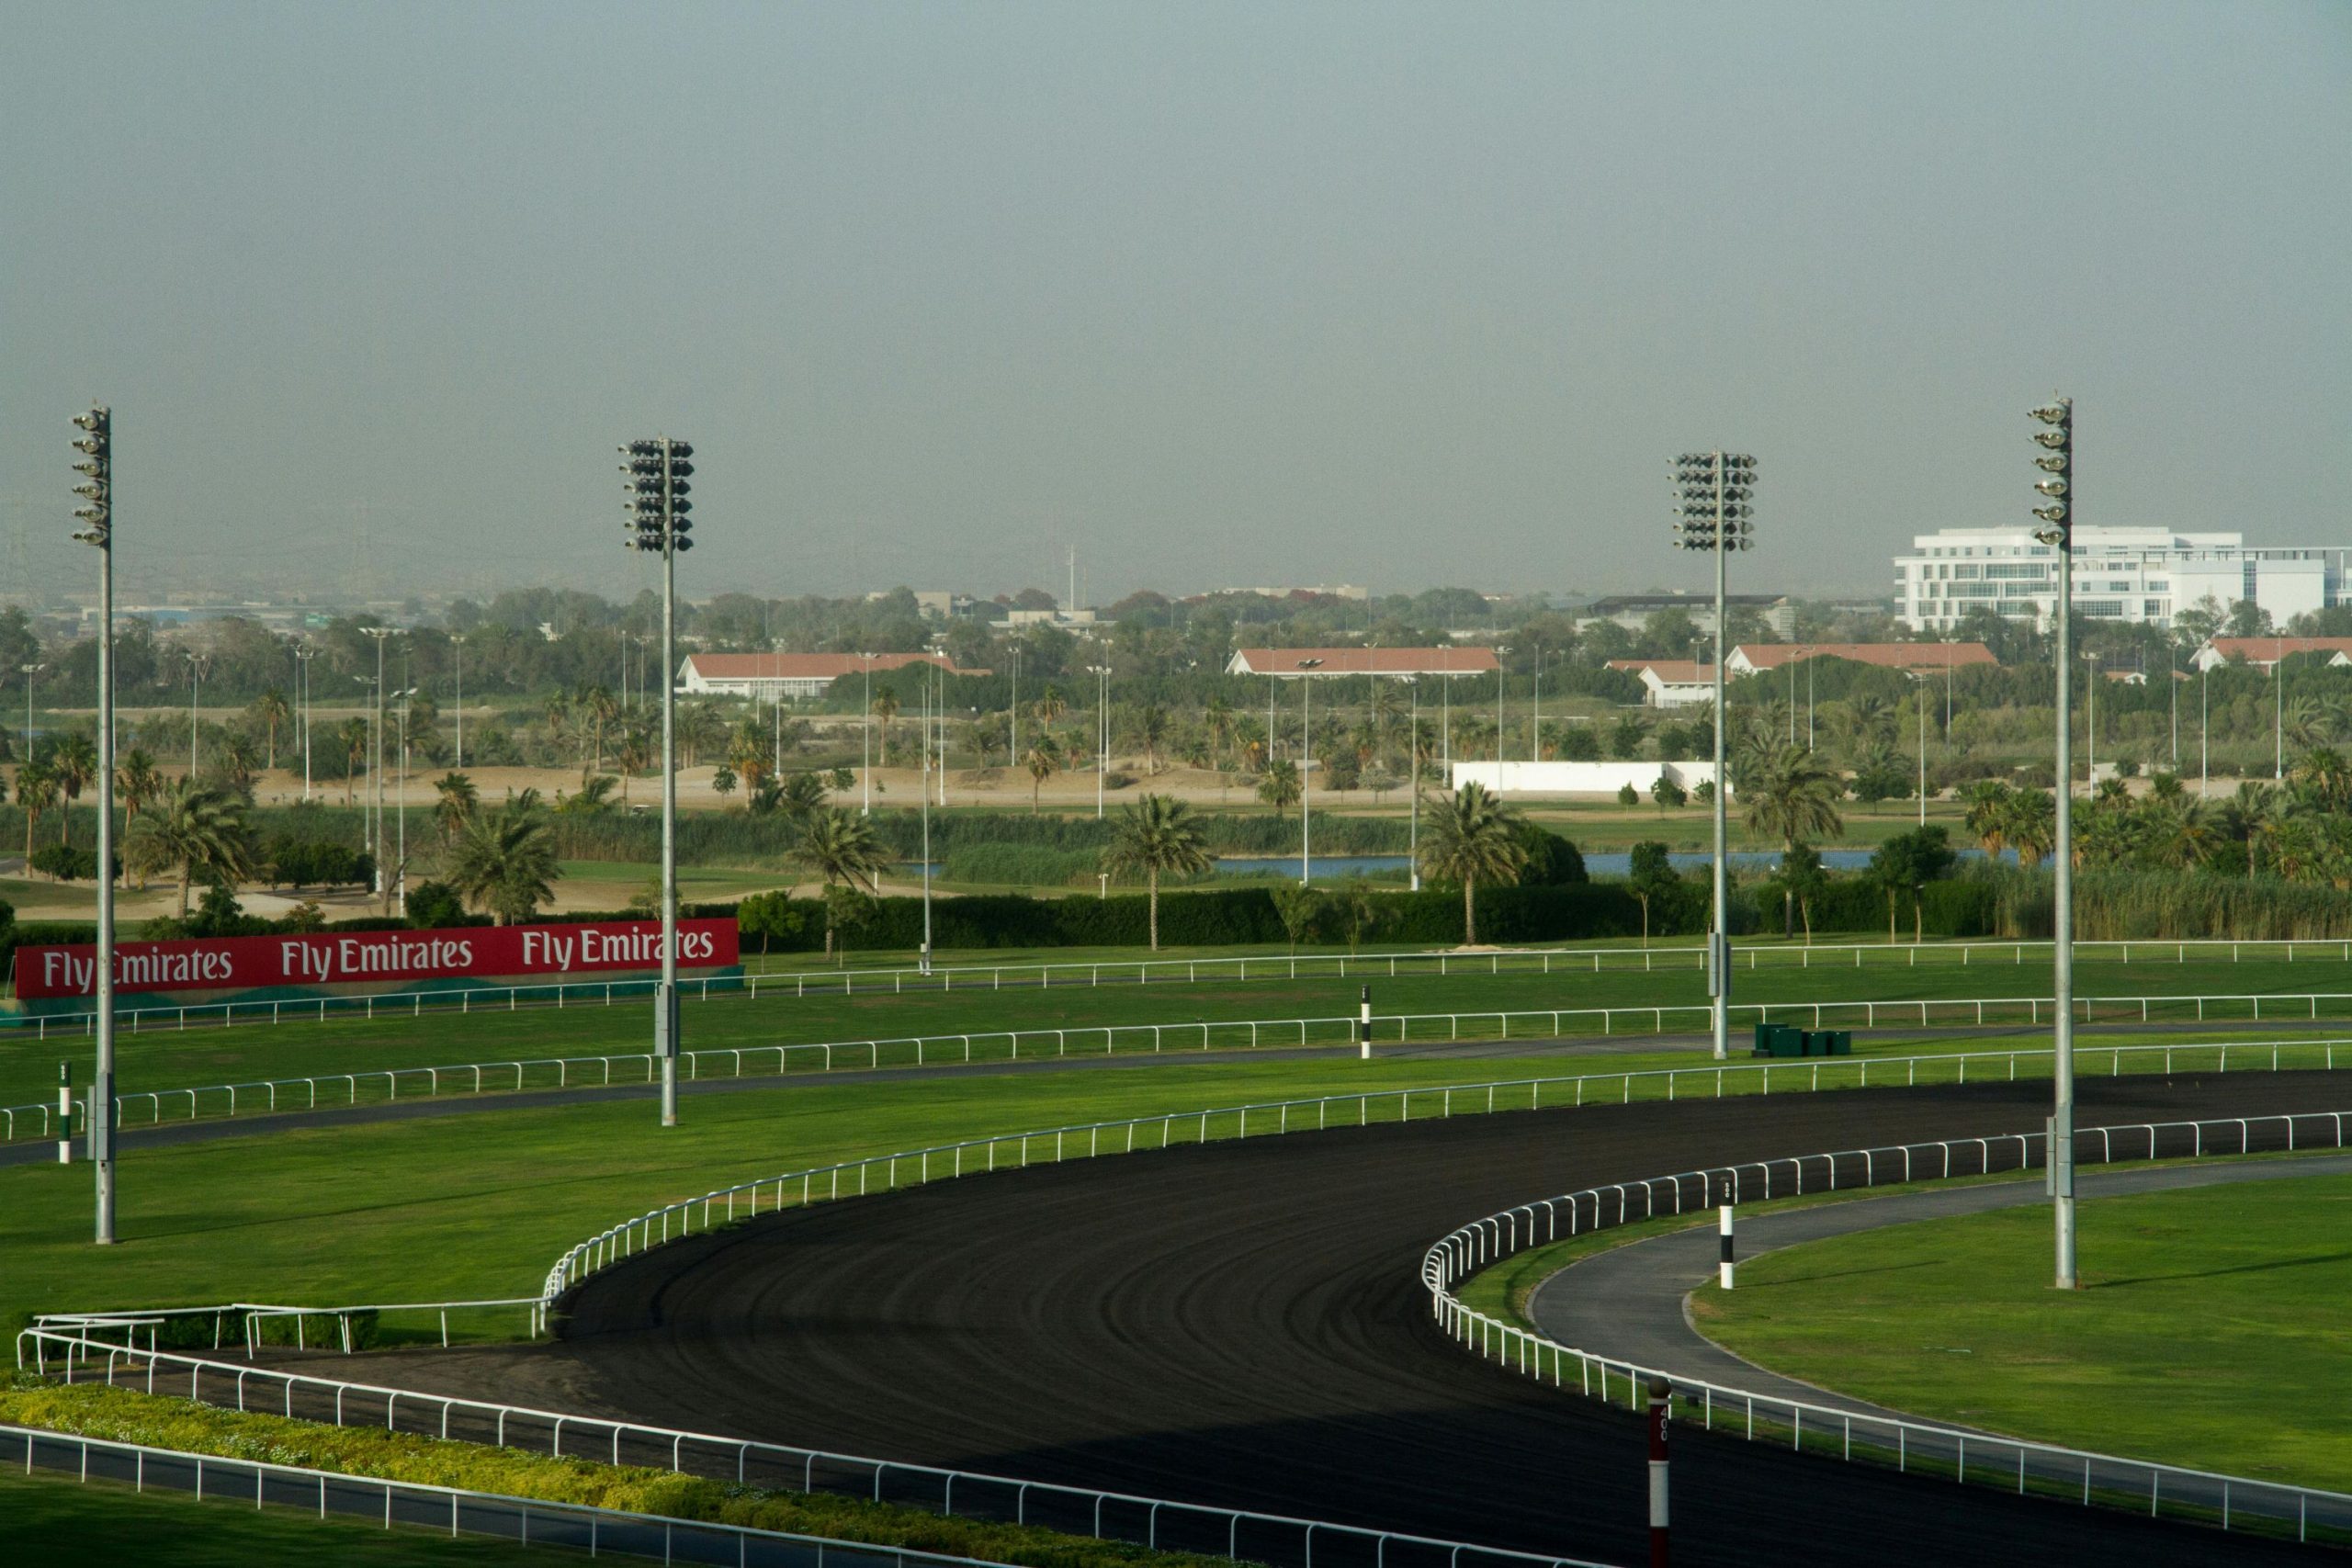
left=621, top=434, right=695, bottom=1128
left=451, top=634, right=466, bottom=767
left=2030, top=394, right=2079, bottom=1290
left=1091, top=663, right=1111, bottom=819
left=2200, top=661, right=2210, bottom=797
left=1492, top=647, right=1509, bottom=763
left=860, top=653, right=874, bottom=816
left=185, top=653, right=209, bottom=779
left=1406, top=676, right=1421, bottom=892
left=360, top=627, right=396, bottom=914
left=1917, top=685, right=1928, bottom=827
left=1673, top=450, right=1758, bottom=1064
left=2275, top=637, right=2285, bottom=781
left=19, top=663, right=42, bottom=760
left=391, top=686, right=414, bottom=916
left=294, top=647, right=316, bottom=802
left=70, top=403, right=119, bottom=1245
left=1295, top=658, right=1324, bottom=883
left=919, top=667, right=933, bottom=975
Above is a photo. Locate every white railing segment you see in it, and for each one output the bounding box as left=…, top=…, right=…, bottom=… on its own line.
left=12, top=993, right=2352, bottom=1145
left=8, top=1338, right=1612, bottom=1568
left=0, top=1421, right=1054, bottom=1568
left=1424, top=1111, right=2352, bottom=1545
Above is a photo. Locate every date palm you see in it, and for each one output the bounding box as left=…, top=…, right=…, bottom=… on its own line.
left=220, top=728, right=265, bottom=793
left=797, top=807, right=885, bottom=895
left=1418, top=781, right=1527, bottom=947
left=433, top=771, right=479, bottom=843
left=48, top=731, right=98, bottom=843
left=252, top=689, right=290, bottom=771
left=727, top=720, right=774, bottom=795
left=1961, top=780, right=2013, bottom=862
left=1127, top=705, right=1170, bottom=775
left=335, top=717, right=370, bottom=807
left=2003, top=787, right=2058, bottom=870
left=577, top=683, right=617, bottom=773
left=15, top=759, right=57, bottom=860
left=614, top=715, right=655, bottom=804
left=446, top=802, right=560, bottom=925
left=1256, top=758, right=1300, bottom=815
left=870, top=687, right=901, bottom=763
left=1023, top=734, right=1061, bottom=814
left=1032, top=685, right=1068, bottom=738
left=115, top=749, right=164, bottom=821
left=1102, top=794, right=1214, bottom=949
left=2217, top=782, right=2278, bottom=876
left=124, top=778, right=254, bottom=918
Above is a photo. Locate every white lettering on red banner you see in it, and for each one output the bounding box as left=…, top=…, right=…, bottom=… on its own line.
left=13, top=919, right=739, bottom=1000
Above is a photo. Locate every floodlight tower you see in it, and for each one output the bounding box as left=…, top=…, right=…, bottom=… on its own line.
left=1672, top=451, right=1757, bottom=1063
left=2030, top=397, right=2078, bottom=1289
left=71, top=405, right=119, bottom=1244
left=622, top=436, right=695, bottom=1128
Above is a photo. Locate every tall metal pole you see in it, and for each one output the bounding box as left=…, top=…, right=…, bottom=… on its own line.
left=2033, top=395, right=2077, bottom=1291
left=1096, top=663, right=1108, bottom=818
left=363, top=627, right=393, bottom=914
left=1709, top=458, right=1729, bottom=1064
left=1300, top=674, right=1312, bottom=885
left=71, top=404, right=119, bottom=1245
left=1408, top=678, right=1421, bottom=893
left=861, top=656, right=873, bottom=815
left=920, top=667, right=933, bottom=974
left=2275, top=639, right=2285, bottom=780
left=187, top=655, right=203, bottom=778
left=452, top=634, right=465, bottom=767
left=658, top=438, right=680, bottom=1127
left=19, top=664, right=40, bottom=759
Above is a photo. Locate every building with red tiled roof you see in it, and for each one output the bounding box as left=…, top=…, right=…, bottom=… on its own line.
left=2190, top=637, right=2352, bottom=672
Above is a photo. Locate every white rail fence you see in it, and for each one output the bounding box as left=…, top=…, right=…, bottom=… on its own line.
left=0, top=1421, right=1055, bottom=1568
left=13, top=986, right=2352, bottom=1145
left=1425, top=1111, right=2352, bottom=1546
left=9, top=933, right=2349, bottom=1040
left=8, top=1345, right=1611, bottom=1568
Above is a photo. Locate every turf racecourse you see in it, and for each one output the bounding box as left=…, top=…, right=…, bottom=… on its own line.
left=1693, top=1168, right=2352, bottom=1486
left=6, top=947, right=2349, bottom=1111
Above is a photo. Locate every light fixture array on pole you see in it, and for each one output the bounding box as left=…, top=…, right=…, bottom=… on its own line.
left=2029, top=394, right=2078, bottom=1291
left=1672, top=450, right=1756, bottom=1064
left=621, top=435, right=694, bottom=1129
left=71, top=403, right=119, bottom=1245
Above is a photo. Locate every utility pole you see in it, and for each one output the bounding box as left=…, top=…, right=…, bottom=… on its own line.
left=1295, top=658, right=1324, bottom=883
left=1673, top=451, right=1758, bottom=1064
left=451, top=634, right=466, bottom=766
left=2030, top=395, right=2078, bottom=1290
left=70, top=404, right=118, bottom=1245
left=622, top=435, right=695, bottom=1128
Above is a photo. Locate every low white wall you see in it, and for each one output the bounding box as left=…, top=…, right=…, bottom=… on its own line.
left=1447, top=761, right=1726, bottom=797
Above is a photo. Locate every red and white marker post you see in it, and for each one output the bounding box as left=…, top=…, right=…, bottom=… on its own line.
left=1646, top=1374, right=1670, bottom=1567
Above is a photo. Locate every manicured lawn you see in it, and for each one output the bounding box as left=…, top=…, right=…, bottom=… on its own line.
left=0, top=1051, right=1637, bottom=1336
left=5, top=951, right=2346, bottom=1111
left=0, top=1464, right=571, bottom=1566
left=1695, top=1172, right=2352, bottom=1487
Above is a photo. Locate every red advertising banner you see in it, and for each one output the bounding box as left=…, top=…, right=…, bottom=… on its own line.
left=12, top=919, right=739, bottom=1000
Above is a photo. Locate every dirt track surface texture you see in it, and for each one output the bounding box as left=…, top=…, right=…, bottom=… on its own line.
left=327, top=1072, right=2342, bottom=1568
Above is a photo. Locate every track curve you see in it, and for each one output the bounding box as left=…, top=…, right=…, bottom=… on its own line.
left=480, top=1072, right=2346, bottom=1566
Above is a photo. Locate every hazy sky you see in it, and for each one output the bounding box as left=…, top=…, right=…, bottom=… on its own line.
left=5, top=2, right=2346, bottom=609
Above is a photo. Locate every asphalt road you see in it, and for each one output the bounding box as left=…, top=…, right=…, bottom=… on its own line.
left=345, top=1070, right=2348, bottom=1568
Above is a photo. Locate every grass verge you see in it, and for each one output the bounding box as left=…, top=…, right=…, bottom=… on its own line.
left=0, top=1376, right=1226, bottom=1568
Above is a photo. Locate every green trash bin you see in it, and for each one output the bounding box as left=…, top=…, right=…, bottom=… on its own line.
left=1827, top=1030, right=1853, bottom=1056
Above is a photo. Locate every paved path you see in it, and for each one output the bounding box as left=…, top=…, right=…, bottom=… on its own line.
left=1530, top=1150, right=2352, bottom=1426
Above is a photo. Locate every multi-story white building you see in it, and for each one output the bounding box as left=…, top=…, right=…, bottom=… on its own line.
left=1894, top=526, right=2351, bottom=633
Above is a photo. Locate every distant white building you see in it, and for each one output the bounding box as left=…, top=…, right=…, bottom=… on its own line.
left=1225, top=647, right=1499, bottom=679
left=1603, top=659, right=1713, bottom=709
left=1577, top=592, right=1796, bottom=638
left=1894, top=526, right=2352, bottom=633
left=677, top=651, right=988, bottom=701
left=1449, top=760, right=1725, bottom=797
left=2189, top=637, right=2352, bottom=672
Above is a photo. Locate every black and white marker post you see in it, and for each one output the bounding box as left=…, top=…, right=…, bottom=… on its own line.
left=56, top=1064, right=72, bottom=1167
left=1646, top=1374, right=1671, bottom=1567
left=1358, top=986, right=1373, bottom=1059
left=1718, top=1204, right=1736, bottom=1289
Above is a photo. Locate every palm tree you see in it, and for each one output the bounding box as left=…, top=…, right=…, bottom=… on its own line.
left=124, top=779, right=254, bottom=917
left=2218, top=782, right=2278, bottom=876
left=433, top=772, right=479, bottom=843
left=1023, top=734, right=1061, bottom=814
left=2004, top=788, right=2058, bottom=870
left=116, top=749, right=163, bottom=821
left=15, top=760, right=57, bottom=861
left=446, top=804, right=560, bottom=925
left=778, top=771, right=830, bottom=820
left=870, top=687, right=901, bottom=763
left=1032, top=685, right=1068, bottom=737
left=577, top=683, right=618, bottom=773
left=679, top=701, right=725, bottom=769
left=335, top=716, right=370, bottom=807
left=798, top=807, right=885, bottom=893
left=1127, top=705, right=1170, bottom=775
left=252, top=689, right=290, bottom=771
left=1102, top=794, right=1213, bottom=949
left=1418, top=781, right=1527, bottom=946
left=1962, top=780, right=2013, bottom=863
left=1204, top=695, right=1236, bottom=771
left=220, top=729, right=265, bottom=794
left=2292, top=746, right=2352, bottom=815
left=728, top=720, right=774, bottom=795
left=1741, top=745, right=1845, bottom=936
left=614, top=715, right=654, bottom=804
left=1256, top=758, right=1301, bottom=815
left=49, top=732, right=98, bottom=843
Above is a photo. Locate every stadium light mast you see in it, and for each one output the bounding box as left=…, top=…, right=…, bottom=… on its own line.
left=1673, top=450, right=1757, bottom=1063
left=622, top=435, right=695, bottom=1128
left=71, top=404, right=119, bottom=1244
left=360, top=627, right=397, bottom=913
left=2030, top=395, right=2079, bottom=1290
